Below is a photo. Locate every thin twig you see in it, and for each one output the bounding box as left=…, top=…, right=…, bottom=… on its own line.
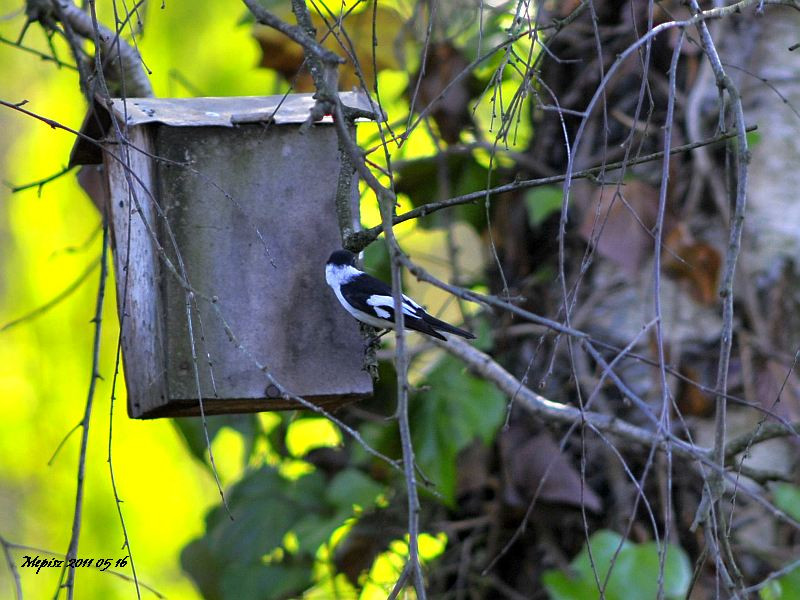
left=686, top=3, right=751, bottom=592
left=242, top=0, right=344, bottom=66
left=740, top=557, right=800, bottom=594
left=347, top=126, right=756, bottom=250
left=107, top=86, right=142, bottom=595
left=0, top=533, right=22, bottom=600
left=59, top=219, right=109, bottom=599
left=271, top=3, right=427, bottom=590
left=5, top=538, right=164, bottom=598
left=6, top=164, right=74, bottom=194
left=47, top=422, right=83, bottom=466
left=0, top=33, right=78, bottom=69
left=0, top=257, right=99, bottom=333
left=725, top=420, right=800, bottom=460
left=651, top=30, right=683, bottom=596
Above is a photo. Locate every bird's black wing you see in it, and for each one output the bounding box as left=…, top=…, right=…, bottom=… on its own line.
left=339, top=273, right=448, bottom=340
left=421, top=312, right=476, bottom=339
left=339, top=272, right=391, bottom=307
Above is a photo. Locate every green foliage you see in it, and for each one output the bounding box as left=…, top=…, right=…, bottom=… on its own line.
left=0, top=0, right=291, bottom=595
left=327, top=468, right=386, bottom=510
left=773, top=483, right=800, bottom=522
left=410, top=355, right=506, bottom=504
left=363, top=242, right=392, bottom=287
left=757, top=484, right=800, bottom=599
left=542, top=530, right=691, bottom=600
left=746, top=130, right=762, bottom=148
left=182, top=465, right=385, bottom=600
left=760, top=564, right=800, bottom=600
left=395, top=152, right=497, bottom=231
left=525, top=185, right=563, bottom=226
left=174, top=414, right=261, bottom=465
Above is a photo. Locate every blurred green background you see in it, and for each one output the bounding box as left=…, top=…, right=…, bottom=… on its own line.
left=8, top=2, right=792, bottom=599
left=0, top=3, right=279, bottom=597
left=0, top=1, right=498, bottom=597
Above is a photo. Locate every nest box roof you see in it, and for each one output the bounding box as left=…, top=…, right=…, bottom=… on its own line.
left=70, top=91, right=383, bottom=168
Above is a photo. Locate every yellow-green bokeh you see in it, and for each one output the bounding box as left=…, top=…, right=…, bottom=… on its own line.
left=0, top=1, right=479, bottom=597
left=0, top=1, right=273, bottom=597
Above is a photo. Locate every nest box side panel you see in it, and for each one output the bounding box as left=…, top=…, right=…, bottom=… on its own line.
left=104, top=127, right=169, bottom=418
left=152, top=123, right=372, bottom=414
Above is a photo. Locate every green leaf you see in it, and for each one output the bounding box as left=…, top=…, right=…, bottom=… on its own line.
left=394, top=153, right=497, bottom=231
left=774, top=483, right=800, bottom=522
left=612, top=541, right=692, bottom=599
left=173, top=414, right=259, bottom=465
left=220, top=562, right=313, bottom=600
left=204, top=467, right=310, bottom=561
left=182, top=466, right=331, bottom=599
left=363, top=242, right=392, bottom=285
left=292, top=512, right=349, bottom=555
left=411, top=398, right=460, bottom=503
left=760, top=563, right=800, bottom=600
left=181, top=538, right=224, bottom=600
left=524, top=185, right=563, bottom=226
left=542, top=530, right=691, bottom=600
left=542, top=570, right=598, bottom=600
left=569, top=530, right=632, bottom=596
left=182, top=460, right=389, bottom=599
left=327, top=468, right=385, bottom=510
left=410, top=356, right=506, bottom=504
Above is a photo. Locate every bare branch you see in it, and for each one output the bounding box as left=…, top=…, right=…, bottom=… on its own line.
left=0, top=256, right=99, bottom=333
left=685, top=9, right=752, bottom=587
left=436, top=336, right=705, bottom=460
left=725, top=421, right=800, bottom=460
left=0, top=533, right=22, bottom=600
left=242, top=0, right=343, bottom=67
left=347, top=127, right=756, bottom=251
left=44, top=0, right=152, bottom=97
left=60, top=221, right=109, bottom=599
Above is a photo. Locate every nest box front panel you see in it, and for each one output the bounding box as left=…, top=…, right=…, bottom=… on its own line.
left=120, top=122, right=372, bottom=417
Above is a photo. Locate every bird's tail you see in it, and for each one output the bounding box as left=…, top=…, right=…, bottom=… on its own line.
left=422, top=314, right=476, bottom=339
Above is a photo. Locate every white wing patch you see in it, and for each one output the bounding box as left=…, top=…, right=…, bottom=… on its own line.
left=367, top=294, right=422, bottom=319
left=366, top=295, right=392, bottom=319
left=402, top=294, right=421, bottom=310
left=401, top=300, right=420, bottom=317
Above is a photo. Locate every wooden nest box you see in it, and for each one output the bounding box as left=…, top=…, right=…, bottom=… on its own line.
left=72, top=93, right=377, bottom=418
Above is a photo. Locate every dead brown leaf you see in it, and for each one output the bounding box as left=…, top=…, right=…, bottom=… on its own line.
left=577, top=180, right=665, bottom=278
left=499, top=427, right=602, bottom=514
left=663, top=223, right=721, bottom=305
left=409, top=42, right=477, bottom=145
left=252, top=5, right=404, bottom=91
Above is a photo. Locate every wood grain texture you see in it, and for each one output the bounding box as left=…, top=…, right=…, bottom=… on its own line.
left=105, top=107, right=372, bottom=418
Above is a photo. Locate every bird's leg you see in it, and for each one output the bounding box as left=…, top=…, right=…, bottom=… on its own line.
left=366, top=328, right=389, bottom=355
left=359, top=323, right=382, bottom=379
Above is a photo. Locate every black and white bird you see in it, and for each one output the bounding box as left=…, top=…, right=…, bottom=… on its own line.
left=325, top=250, right=476, bottom=341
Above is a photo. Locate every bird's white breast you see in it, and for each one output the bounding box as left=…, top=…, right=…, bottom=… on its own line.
left=325, top=263, right=360, bottom=288
left=325, top=264, right=368, bottom=322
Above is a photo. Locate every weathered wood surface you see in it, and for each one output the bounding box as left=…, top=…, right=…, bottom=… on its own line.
left=105, top=126, right=170, bottom=417
left=105, top=99, right=373, bottom=418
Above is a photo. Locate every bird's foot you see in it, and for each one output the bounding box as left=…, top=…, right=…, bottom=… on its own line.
left=359, top=324, right=383, bottom=379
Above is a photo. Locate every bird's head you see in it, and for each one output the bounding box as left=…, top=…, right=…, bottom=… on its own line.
left=327, top=250, right=356, bottom=267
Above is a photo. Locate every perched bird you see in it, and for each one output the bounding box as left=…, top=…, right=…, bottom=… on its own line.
left=325, top=250, right=476, bottom=341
